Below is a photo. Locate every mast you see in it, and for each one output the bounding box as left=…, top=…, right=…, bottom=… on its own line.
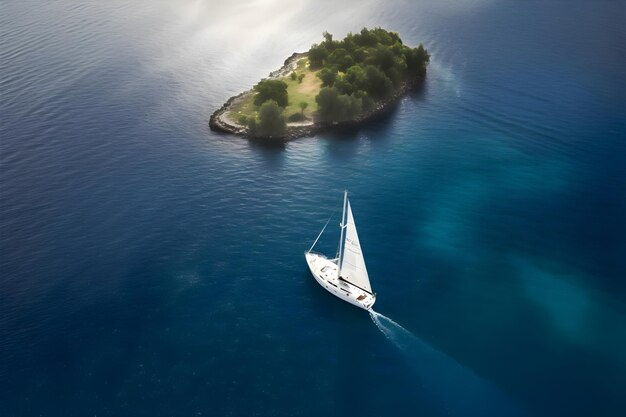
left=337, top=190, right=348, bottom=276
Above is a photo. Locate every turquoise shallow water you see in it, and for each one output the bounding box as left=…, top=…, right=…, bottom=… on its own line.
left=1, top=1, right=625, bottom=416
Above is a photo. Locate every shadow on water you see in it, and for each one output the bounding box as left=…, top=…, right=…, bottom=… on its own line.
left=247, top=137, right=287, bottom=151
left=324, top=80, right=426, bottom=141
left=369, top=310, right=528, bottom=417
left=407, top=74, right=428, bottom=99
left=323, top=101, right=402, bottom=141
left=247, top=138, right=287, bottom=168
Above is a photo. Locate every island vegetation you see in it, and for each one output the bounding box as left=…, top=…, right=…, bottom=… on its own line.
left=210, top=27, right=429, bottom=139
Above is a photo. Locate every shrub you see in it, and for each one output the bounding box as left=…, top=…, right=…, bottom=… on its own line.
left=237, top=115, right=248, bottom=125
left=247, top=117, right=257, bottom=134
left=298, top=73, right=305, bottom=83
left=288, top=112, right=306, bottom=122
left=290, top=72, right=297, bottom=81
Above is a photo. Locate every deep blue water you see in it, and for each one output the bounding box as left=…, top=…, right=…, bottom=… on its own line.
left=1, top=0, right=625, bottom=416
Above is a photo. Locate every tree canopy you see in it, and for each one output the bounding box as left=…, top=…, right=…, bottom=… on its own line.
left=253, top=79, right=288, bottom=107
left=317, top=67, right=337, bottom=87
left=310, top=27, right=429, bottom=121
left=316, top=87, right=363, bottom=122
left=257, top=100, right=286, bottom=137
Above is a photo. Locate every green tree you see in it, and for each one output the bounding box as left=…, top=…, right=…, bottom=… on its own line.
left=345, top=65, right=366, bottom=89
left=334, top=75, right=354, bottom=95
left=317, top=67, right=337, bottom=87
left=298, top=73, right=305, bottom=83
left=354, top=90, right=374, bottom=111
left=322, top=31, right=338, bottom=52
left=371, top=27, right=396, bottom=46
left=405, top=44, right=430, bottom=76
left=258, top=100, right=286, bottom=137
left=366, top=44, right=395, bottom=70
left=326, top=48, right=354, bottom=72
left=356, top=27, right=378, bottom=47
left=299, top=101, right=308, bottom=115
left=315, top=87, right=362, bottom=122
left=335, top=94, right=362, bottom=120
left=414, top=44, right=430, bottom=75
left=352, top=47, right=368, bottom=63
left=290, top=72, right=297, bottom=81
left=316, top=87, right=339, bottom=119
left=363, top=65, right=393, bottom=99
left=254, top=79, right=288, bottom=107
left=308, top=44, right=328, bottom=68
left=309, top=28, right=429, bottom=119
left=323, top=31, right=333, bottom=44
left=341, top=33, right=357, bottom=53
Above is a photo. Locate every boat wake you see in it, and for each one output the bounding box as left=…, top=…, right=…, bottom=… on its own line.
left=370, top=310, right=416, bottom=350
left=369, top=310, right=527, bottom=417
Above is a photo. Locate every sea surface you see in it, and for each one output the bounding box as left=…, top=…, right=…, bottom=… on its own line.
left=1, top=1, right=625, bottom=416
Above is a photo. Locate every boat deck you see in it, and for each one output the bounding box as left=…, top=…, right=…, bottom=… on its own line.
left=305, top=252, right=375, bottom=310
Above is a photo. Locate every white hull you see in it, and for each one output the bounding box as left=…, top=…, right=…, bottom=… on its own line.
left=305, top=252, right=376, bottom=310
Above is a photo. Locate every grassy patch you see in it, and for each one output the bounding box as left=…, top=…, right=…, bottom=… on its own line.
left=226, top=57, right=321, bottom=125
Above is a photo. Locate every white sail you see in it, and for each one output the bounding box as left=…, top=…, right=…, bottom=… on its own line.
left=339, top=200, right=372, bottom=293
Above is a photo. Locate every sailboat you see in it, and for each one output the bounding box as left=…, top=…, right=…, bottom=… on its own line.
left=305, top=191, right=376, bottom=310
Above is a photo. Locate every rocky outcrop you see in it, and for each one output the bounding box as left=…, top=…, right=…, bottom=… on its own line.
left=208, top=91, right=248, bottom=135
left=209, top=52, right=425, bottom=142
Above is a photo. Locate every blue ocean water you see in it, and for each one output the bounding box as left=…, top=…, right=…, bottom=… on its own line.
left=1, top=0, right=625, bottom=416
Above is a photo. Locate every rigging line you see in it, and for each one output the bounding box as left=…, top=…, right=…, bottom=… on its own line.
left=308, top=209, right=337, bottom=253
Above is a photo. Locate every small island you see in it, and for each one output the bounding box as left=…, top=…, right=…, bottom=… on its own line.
left=210, top=28, right=430, bottom=140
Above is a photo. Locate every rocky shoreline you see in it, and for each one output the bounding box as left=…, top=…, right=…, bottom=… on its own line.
left=209, top=52, right=424, bottom=142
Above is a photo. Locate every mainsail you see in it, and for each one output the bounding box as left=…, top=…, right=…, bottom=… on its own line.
left=339, top=199, right=372, bottom=293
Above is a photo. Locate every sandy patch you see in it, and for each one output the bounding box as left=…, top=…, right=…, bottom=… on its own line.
left=296, top=73, right=321, bottom=94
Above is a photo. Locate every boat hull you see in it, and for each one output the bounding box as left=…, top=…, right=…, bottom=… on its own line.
left=305, top=252, right=376, bottom=310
